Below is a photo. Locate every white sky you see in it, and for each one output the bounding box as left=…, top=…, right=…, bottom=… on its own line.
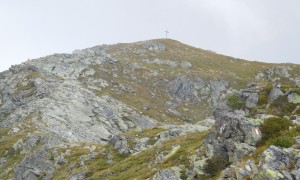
left=0, top=0, right=300, bottom=72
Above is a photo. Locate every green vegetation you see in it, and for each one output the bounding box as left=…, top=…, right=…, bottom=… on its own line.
left=259, top=117, right=293, bottom=143
left=247, top=118, right=300, bottom=165
left=269, top=136, right=294, bottom=148
left=258, top=84, right=273, bottom=106
left=0, top=128, right=32, bottom=179
left=202, top=156, right=229, bottom=178
left=121, top=127, right=166, bottom=148
left=52, top=131, right=208, bottom=180
left=268, top=96, right=298, bottom=117
left=227, top=94, right=245, bottom=109
left=13, top=81, right=35, bottom=95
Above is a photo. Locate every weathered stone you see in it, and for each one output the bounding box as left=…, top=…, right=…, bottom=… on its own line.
left=133, top=137, right=150, bottom=153
left=245, top=93, right=259, bottom=108
left=69, top=171, right=87, bottom=180
left=8, top=127, right=20, bottom=134
left=153, top=166, right=182, bottom=180
left=0, top=157, right=7, bottom=167
left=108, top=135, right=130, bottom=155
left=292, top=169, right=300, bottom=180
left=268, top=84, right=284, bottom=103
left=295, top=78, right=300, bottom=87
left=281, top=170, right=293, bottom=180
left=288, top=92, right=300, bottom=103
left=15, top=149, right=55, bottom=180
left=168, top=75, right=196, bottom=102
left=142, top=42, right=166, bottom=51
left=260, top=146, right=291, bottom=171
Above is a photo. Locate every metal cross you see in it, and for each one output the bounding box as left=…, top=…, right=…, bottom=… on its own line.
left=165, top=30, right=169, bottom=38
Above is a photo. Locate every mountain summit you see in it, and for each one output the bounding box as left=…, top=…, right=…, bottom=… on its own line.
left=1, top=39, right=300, bottom=179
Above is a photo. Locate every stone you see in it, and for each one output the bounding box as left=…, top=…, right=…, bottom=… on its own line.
left=108, top=135, right=130, bottom=155
left=257, top=169, right=284, bottom=180
left=0, top=157, right=7, bottom=167
left=142, top=42, right=166, bottom=51
left=15, top=149, right=55, bottom=180
left=268, top=84, right=284, bottom=103
left=292, top=170, right=300, bottom=180
left=288, top=92, right=300, bottom=103
left=281, top=170, right=293, bottom=180
left=13, top=139, right=24, bottom=151
left=56, top=158, right=68, bottom=166
left=69, top=171, right=87, bottom=180
left=232, top=143, right=255, bottom=162
left=133, top=137, right=150, bottom=153
left=295, top=78, right=300, bottom=87
left=180, top=61, right=192, bottom=69
left=255, top=72, right=265, bottom=81
left=153, top=166, right=182, bottom=180
left=167, top=75, right=197, bottom=102
left=8, top=127, right=20, bottom=134
left=245, top=93, right=259, bottom=108
left=260, top=146, right=291, bottom=171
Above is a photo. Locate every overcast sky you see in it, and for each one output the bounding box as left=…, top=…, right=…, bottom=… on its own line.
left=0, top=0, right=300, bottom=72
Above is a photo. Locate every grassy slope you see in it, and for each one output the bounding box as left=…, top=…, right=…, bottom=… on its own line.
left=89, top=39, right=300, bottom=123
left=52, top=130, right=208, bottom=180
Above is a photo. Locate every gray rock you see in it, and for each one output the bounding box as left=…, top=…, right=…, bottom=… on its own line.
left=295, top=78, right=300, bottom=87
left=133, top=137, right=150, bottom=153
left=144, top=58, right=177, bottom=67
left=292, top=170, right=300, bottom=180
left=232, top=143, right=255, bottom=162
left=142, top=42, right=166, bottom=51
left=13, top=139, right=24, bottom=151
left=281, top=170, right=293, bottom=180
left=245, top=92, right=259, bottom=108
left=255, top=72, right=265, bottom=81
left=153, top=166, right=182, bottom=180
left=69, top=171, right=87, bottom=180
left=221, top=165, right=238, bottom=179
left=180, top=61, right=192, bottom=69
left=268, top=84, right=284, bottom=103
left=56, top=157, right=68, bottom=166
left=214, top=109, right=258, bottom=146
left=108, top=135, right=130, bottom=155
left=288, top=92, right=300, bottom=103
left=0, top=157, right=7, bottom=167
left=79, top=151, right=98, bottom=165
left=15, top=149, right=55, bottom=180
left=260, top=146, right=291, bottom=171
left=168, top=75, right=196, bottom=102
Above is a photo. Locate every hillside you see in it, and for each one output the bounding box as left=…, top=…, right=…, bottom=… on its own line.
left=0, top=39, right=300, bottom=179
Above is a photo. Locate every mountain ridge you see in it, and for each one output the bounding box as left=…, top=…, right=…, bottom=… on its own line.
left=0, top=39, right=300, bottom=179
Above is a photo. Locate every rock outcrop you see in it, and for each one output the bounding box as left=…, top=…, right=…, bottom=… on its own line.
left=1, top=39, right=300, bottom=179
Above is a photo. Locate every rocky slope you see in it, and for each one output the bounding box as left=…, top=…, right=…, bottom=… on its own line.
left=0, top=39, right=300, bottom=179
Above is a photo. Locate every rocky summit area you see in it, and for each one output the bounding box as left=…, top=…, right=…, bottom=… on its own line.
left=0, top=39, right=300, bottom=180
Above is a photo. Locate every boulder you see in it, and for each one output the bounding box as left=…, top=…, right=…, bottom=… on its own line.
left=153, top=166, right=182, bottom=180
left=268, top=84, right=284, bottom=103
left=245, top=93, right=259, bottom=108
left=69, top=171, right=87, bottom=180
left=259, top=145, right=291, bottom=171
left=108, top=135, right=130, bottom=155
left=0, top=157, right=7, bottom=167
left=168, top=75, right=196, bottom=102
left=15, top=149, right=55, bottom=180
left=288, top=92, right=300, bottom=104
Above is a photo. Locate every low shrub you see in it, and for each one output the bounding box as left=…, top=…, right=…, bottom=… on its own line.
left=203, top=156, right=229, bottom=177
left=227, top=94, right=245, bottom=110
left=259, top=117, right=292, bottom=143
left=258, top=84, right=273, bottom=106
left=269, top=136, right=294, bottom=148
left=269, top=96, right=297, bottom=116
